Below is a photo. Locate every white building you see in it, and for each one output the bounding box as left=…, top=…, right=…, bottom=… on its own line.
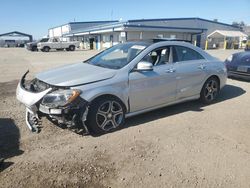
left=48, top=21, right=118, bottom=41
left=49, top=18, right=245, bottom=50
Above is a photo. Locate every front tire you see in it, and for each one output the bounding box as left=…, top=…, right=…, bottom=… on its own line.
left=200, top=77, right=220, bottom=104
left=87, top=97, right=125, bottom=134
left=31, top=46, right=37, bottom=51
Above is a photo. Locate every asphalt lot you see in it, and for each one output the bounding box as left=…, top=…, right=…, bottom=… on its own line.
left=0, top=48, right=250, bottom=188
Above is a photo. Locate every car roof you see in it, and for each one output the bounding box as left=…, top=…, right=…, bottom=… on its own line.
left=127, top=38, right=191, bottom=44
left=124, top=39, right=217, bottom=61
left=152, top=38, right=192, bottom=43
left=148, top=40, right=216, bottom=61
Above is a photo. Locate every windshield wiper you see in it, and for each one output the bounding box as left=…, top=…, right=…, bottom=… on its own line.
left=95, top=63, right=106, bottom=68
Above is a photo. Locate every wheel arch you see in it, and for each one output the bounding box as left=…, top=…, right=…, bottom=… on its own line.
left=88, top=94, right=128, bottom=113
left=199, top=75, right=221, bottom=104
left=207, top=75, right=220, bottom=87
left=199, top=74, right=221, bottom=95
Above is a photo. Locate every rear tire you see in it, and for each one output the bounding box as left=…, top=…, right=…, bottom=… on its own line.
left=200, top=77, right=220, bottom=104
left=69, top=45, right=75, bottom=51
left=43, top=46, right=50, bottom=52
left=87, top=97, right=125, bottom=134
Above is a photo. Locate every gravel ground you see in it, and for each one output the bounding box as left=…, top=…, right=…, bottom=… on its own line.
left=0, top=48, right=250, bottom=188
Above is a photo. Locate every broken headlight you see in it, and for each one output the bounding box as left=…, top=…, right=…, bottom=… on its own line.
left=42, top=89, right=81, bottom=108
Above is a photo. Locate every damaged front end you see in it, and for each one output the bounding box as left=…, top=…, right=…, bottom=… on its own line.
left=16, top=71, right=89, bottom=134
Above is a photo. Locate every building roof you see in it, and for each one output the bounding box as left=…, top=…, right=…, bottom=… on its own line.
left=0, top=31, right=33, bottom=41
left=207, top=30, right=248, bottom=38
left=68, top=20, right=119, bottom=25
left=243, top=26, right=250, bottom=36
left=61, top=17, right=240, bottom=37
left=0, top=31, right=32, bottom=38
left=65, top=20, right=207, bottom=37
left=127, top=17, right=240, bottom=28
left=49, top=20, right=119, bottom=30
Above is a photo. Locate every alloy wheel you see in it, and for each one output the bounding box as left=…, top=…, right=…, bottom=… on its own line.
left=96, top=100, right=124, bottom=131
left=204, top=79, right=218, bottom=101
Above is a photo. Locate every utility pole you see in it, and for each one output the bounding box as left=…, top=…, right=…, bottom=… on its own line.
left=111, top=10, right=113, bottom=21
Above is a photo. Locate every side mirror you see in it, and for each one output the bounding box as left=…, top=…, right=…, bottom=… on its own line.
left=136, top=61, right=153, bottom=71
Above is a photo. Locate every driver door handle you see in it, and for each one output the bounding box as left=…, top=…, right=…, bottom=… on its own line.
left=198, top=64, right=206, bottom=70
left=165, top=68, right=176, bottom=73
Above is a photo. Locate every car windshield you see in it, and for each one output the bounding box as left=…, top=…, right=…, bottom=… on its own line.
left=86, top=42, right=150, bottom=69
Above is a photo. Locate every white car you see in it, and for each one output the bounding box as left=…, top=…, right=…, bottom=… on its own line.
left=37, top=38, right=80, bottom=52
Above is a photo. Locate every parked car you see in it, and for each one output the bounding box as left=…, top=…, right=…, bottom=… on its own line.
left=26, top=38, right=49, bottom=51
left=241, top=39, right=250, bottom=50
left=16, top=40, right=227, bottom=134
left=37, top=38, right=80, bottom=52
left=225, top=51, right=250, bottom=80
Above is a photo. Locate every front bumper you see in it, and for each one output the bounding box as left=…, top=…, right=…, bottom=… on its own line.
left=26, top=45, right=32, bottom=51
left=37, top=46, right=42, bottom=50
left=16, top=75, right=51, bottom=132
left=16, top=72, right=89, bottom=134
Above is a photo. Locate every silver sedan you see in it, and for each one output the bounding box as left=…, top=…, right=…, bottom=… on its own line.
left=16, top=40, right=227, bottom=134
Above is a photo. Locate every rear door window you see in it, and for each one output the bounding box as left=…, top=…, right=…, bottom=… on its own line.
left=173, top=46, right=204, bottom=62
left=53, top=38, right=59, bottom=42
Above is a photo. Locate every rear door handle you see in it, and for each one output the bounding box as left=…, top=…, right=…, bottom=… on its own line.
left=165, top=68, right=176, bottom=73
left=198, top=64, right=206, bottom=70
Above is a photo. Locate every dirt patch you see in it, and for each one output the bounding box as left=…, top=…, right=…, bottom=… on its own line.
left=1, top=151, right=116, bottom=188
left=0, top=80, right=18, bottom=97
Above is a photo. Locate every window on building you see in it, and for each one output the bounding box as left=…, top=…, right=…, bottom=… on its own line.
left=170, top=35, right=176, bottom=39
left=103, top=35, right=110, bottom=42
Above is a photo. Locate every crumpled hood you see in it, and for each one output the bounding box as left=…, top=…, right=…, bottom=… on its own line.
left=36, top=62, right=117, bottom=87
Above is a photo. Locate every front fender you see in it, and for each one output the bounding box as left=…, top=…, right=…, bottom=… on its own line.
left=76, top=84, right=129, bottom=111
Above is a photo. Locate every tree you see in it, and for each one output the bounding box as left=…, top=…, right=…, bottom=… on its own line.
left=232, top=21, right=246, bottom=27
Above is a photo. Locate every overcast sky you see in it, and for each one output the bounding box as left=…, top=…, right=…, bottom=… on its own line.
left=1, top=0, right=250, bottom=39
